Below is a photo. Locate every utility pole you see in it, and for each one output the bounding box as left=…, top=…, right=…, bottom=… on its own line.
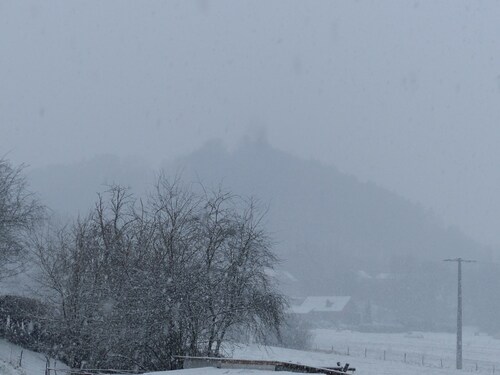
left=444, top=258, right=476, bottom=370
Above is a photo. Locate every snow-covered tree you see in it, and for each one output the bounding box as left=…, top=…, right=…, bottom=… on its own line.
left=34, top=177, right=285, bottom=371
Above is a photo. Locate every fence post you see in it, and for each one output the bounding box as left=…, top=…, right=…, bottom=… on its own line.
left=347, top=347, right=350, bottom=356
left=440, top=358, right=443, bottom=368
left=364, top=348, right=367, bottom=358
left=404, top=353, right=406, bottom=363
left=421, top=355, right=424, bottom=366
left=383, top=350, right=386, bottom=361
left=19, top=350, right=23, bottom=368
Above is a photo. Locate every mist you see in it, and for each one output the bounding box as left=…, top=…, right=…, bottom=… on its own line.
left=2, top=1, right=500, bottom=247
left=1, top=1, right=500, bottom=373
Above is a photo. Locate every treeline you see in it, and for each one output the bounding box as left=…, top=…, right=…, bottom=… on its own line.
left=0, top=295, right=50, bottom=352
left=0, top=158, right=286, bottom=371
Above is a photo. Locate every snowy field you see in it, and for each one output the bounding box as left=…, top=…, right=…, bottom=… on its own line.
left=230, top=344, right=465, bottom=375
left=165, top=328, right=500, bottom=375
left=312, top=328, right=500, bottom=373
left=3, top=328, right=500, bottom=375
left=138, top=343, right=464, bottom=375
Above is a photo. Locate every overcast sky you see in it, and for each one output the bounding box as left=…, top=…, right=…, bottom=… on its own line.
left=2, top=0, right=500, bottom=247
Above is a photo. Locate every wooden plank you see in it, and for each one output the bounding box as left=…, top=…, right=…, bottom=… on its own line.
left=174, top=355, right=353, bottom=374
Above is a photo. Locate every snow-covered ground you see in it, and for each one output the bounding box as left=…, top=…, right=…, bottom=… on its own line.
left=144, top=369, right=298, bottom=375
left=0, top=338, right=67, bottom=375
left=231, top=344, right=461, bottom=375
left=2, top=328, right=500, bottom=375
left=313, top=328, right=500, bottom=372
left=159, top=328, right=500, bottom=375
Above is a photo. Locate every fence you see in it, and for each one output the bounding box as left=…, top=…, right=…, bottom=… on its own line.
left=45, top=368, right=137, bottom=375
left=315, top=344, right=500, bottom=373
left=44, top=357, right=138, bottom=375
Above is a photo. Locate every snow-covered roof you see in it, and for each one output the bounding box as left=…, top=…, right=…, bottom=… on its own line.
left=289, top=296, right=351, bottom=314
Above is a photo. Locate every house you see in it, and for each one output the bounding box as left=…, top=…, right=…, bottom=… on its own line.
left=289, top=296, right=359, bottom=327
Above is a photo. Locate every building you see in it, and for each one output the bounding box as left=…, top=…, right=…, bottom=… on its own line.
left=289, top=296, right=358, bottom=327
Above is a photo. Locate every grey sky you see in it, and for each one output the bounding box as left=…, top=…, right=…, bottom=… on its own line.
left=2, top=0, right=500, bottom=247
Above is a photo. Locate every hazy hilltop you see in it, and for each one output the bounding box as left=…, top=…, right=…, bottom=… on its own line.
left=27, top=140, right=491, bottom=294
left=25, top=140, right=500, bottom=330
left=166, top=139, right=491, bottom=294
left=166, top=140, right=500, bottom=330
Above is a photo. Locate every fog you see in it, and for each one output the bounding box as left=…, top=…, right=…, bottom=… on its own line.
left=2, top=0, right=500, bottom=342
left=2, top=1, right=500, bottom=248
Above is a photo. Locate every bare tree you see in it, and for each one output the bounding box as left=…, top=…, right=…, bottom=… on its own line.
left=34, top=177, right=286, bottom=371
left=0, top=158, right=44, bottom=279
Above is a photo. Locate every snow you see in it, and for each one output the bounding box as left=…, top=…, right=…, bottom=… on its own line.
left=2, top=327, right=500, bottom=375
left=143, top=369, right=298, bottom=375
left=230, top=344, right=461, bottom=375
left=150, top=328, right=500, bottom=375
left=0, top=338, right=68, bottom=375
left=313, top=328, right=500, bottom=370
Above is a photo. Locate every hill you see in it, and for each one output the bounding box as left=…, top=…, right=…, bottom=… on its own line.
left=166, top=140, right=491, bottom=294
left=25, top=140, right=498, bottom=331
